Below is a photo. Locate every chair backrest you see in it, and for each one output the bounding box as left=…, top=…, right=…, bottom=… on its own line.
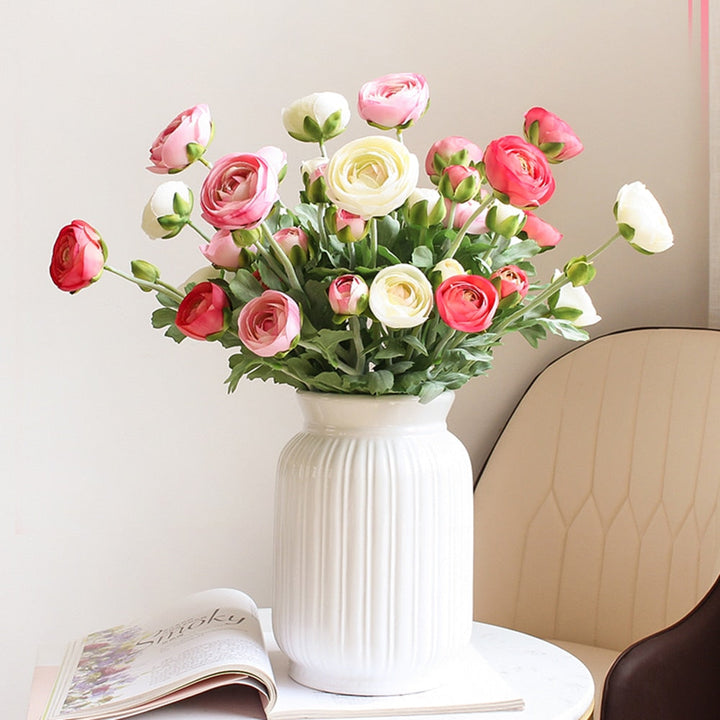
left=473, top=327, right=720, bottom=651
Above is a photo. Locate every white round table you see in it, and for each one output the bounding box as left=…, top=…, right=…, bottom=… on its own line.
left=463, top=622, right=594, bottom=720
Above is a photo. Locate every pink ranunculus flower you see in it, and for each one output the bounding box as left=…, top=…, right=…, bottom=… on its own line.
left=148, top=104, right=213, bottom=174
left=523, top=107, right=583, bottom=163
left=483, top=135, right=556, bottom=209
left=200, top=229, right=248, bottom=270
left=444, top=198, right=489, bottom=235
left=435, top=274, right=499, bottom=333
left=200, top=152, right=279, bottom=230
left=521, top=211, right=563, bottom=248
left=425, top=136, right=484, bottom=184
left=257, top=145, right=288, bottom=183
left=490, top=265, right=529, bottom=299
left=175, top=281, right=230, bottom=340
left=328, top=274, right=369, bottom=316
left=49, top=219, right=106, bottom=293
left=237, top=290, right=302, bottom=357
left=357, top=72, right=430, bottom=131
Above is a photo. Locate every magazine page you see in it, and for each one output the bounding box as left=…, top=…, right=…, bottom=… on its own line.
left=42, top=589, right=277, bottom=720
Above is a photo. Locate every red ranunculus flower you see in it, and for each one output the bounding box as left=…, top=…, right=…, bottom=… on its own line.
left=435, top=274, right=499, bottom=333
left=175, top=282, right=230, bottom=340
left=482, top=135, right=555, bottom=209
left=49, top=219, right=106, bottom=293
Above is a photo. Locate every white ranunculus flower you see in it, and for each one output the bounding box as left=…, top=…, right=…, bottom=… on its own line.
left=325, top=136, right=419, bottom=219
left=552, top=270, right=601, bottom=327
left=369, top=263, right=433, bottom=328
left=615, top=181, right=673, bottom=253
left=281, top=92, right=351, bottom=142
left=141, top=181, right=193, bottom=239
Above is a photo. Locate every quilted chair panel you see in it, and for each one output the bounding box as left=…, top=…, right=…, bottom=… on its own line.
left=473, top=328, right=720, bottom=653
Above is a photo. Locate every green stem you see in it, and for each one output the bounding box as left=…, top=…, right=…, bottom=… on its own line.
left=396, top=128, right=404, bottom=144
left=104, top=265, right=185, bottom=301
left=187, top=221, right=212, bottom=243
left=430, top=326, right=458, bottom=365
left=253, top=242, right=286, bottom=281
left=443, top=193, right=495, bottom=260
left=369, top=218, right=378, bottom=268
left=319, top=140, right=327, bottom=158
left=261, top=223, right=303, bottom=292
left=198, top=156, right=213, bottom=170
left=349, top=315, right=366, bottom=374
left=587, top=232, right=621, bottom=261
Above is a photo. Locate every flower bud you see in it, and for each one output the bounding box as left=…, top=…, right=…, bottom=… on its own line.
left=328, top=274, right=369, bottom=316
left=563, top=256, right=596, bottom=286
left=523, top=107, right=583, bottom=163
left=325, top=206, right=369, bottom=243
left=438, top=165, right=481, bottom=203
left=273, top=227, right=309, bottom=265
left=404, top=188, right=446, bottom=227
left=282, top=92, right=351, bottom=143
left=141, top=181, right=193, bottom=239
left=429, top=258, right=466, bottom=289
left=200, top=229, right=255, bottom=270
left=490, top=265, right=529, bottom=308
left=301, top=157, right=329, bottom=203
left=425, top=136, right=484, bottom=185
left=131, top=259, right=161, bottom=290
left=485, top=201, right=526, bottom=237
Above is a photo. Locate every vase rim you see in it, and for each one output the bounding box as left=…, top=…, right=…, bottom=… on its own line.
left=294, top=390, right=456, bottom=433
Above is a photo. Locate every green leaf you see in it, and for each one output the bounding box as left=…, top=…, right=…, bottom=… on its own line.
left=540, top=318, right=589, bottom=342
left=228, top=269, right=264, bottom=303
left=419, top=382, right=448, bottom=404
left=411, top=245, right=435, bottom=268
left=151, top=307, right=177, bottom=329
left=164, top=324, right=186, bottom=344
left=402, top=334, right=428, bottom=356
left=377, top=245, right=402, bottom=265
left=367, top=370, right=394, bottom=395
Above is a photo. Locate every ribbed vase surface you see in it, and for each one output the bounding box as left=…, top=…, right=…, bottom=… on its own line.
left=272, top=391, right=473, bottom=695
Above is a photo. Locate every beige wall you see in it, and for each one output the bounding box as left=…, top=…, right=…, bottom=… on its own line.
left=2, top=0, right=707, bottom=715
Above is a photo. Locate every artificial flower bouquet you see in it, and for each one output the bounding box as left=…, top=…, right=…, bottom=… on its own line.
left=50, top=73, right=673, bottom=402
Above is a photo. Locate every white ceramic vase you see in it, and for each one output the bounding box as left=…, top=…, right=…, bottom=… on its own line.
left=272, top=390, right=473, bottom=696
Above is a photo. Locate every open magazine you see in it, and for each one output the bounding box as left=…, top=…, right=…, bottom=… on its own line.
left=40, top=589, right=524, bottom=720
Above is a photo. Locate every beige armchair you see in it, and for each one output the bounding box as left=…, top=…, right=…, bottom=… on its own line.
left=473, top=327, right=720, bottom=715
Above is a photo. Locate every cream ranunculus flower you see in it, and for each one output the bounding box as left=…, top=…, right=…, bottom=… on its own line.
left=614, top=181, right=673, bottom=253
left=325, top=136, right=419, bottom=219
left=281, top=92, right=351, bottom=143
left=369, top=263, right=433, bottom=328
left=552, top=269, right=601, bottom=327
